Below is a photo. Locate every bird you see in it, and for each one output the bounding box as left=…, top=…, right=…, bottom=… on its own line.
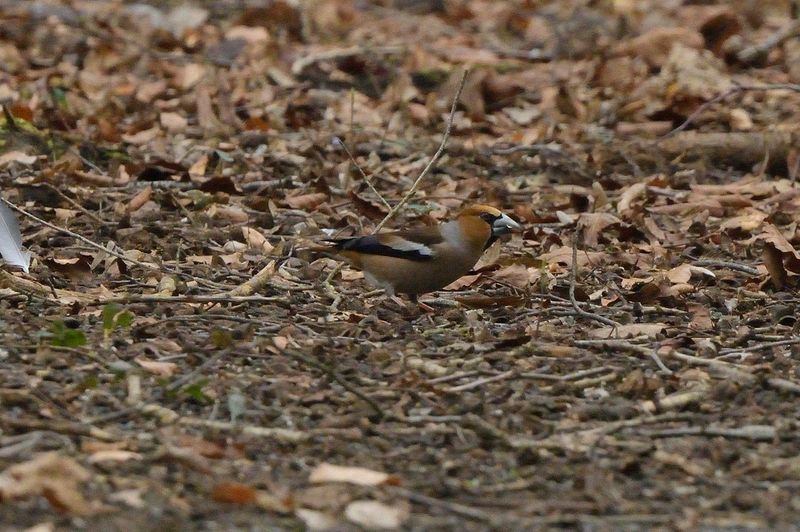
left=327, top=204, right=522, bottom=308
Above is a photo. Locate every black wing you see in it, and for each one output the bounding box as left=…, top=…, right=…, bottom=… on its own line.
left=327, top=234, right=435, bottom=262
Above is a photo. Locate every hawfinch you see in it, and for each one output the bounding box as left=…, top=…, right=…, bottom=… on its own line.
left=329, top=204, right=522, bottom=301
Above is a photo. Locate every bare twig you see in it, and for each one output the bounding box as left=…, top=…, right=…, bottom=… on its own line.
left=0, top=269, right=93, bottom=303
left=322, top=262, right=344, bottom=309
left=640, top=383, right=710, bottom=413
left=737, top=20, right=800, bottom=64
left=0, top=415, right=117, bottom=441
left=44, top=184, right=106, bottom=224
left=444, top=370, right=516, bottom=393
left=387, top=486, right=497, bottom=523
left=166, top=350, right=229, bottom=393
left=334, top=136, right=391, bottom=209
left=178, top=417, right=362, bottom=442
left=374, top=69, right=469, bottom=232
left=767, top=378, right=800, bottom=394
left=641, top=424, right=781, bottom=441
left=660, top=83, right=800, bottom=139
left=82, top=293, right=286, bottom=305
left=568, top=234, right=620, bottom=328
left=718, top=337, right=800, bottom=355
left=574, top=339, right=672, bottom=375
left=228, top=260, right=276, bottom=297
left=692, top=260, right=760, bottom=276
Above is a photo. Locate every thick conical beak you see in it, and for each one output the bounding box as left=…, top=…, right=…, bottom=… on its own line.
left=492, top=213, right=522, bottom=236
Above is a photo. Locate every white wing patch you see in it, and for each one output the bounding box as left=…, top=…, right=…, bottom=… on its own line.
left=386, top=237, right=435, bottom=258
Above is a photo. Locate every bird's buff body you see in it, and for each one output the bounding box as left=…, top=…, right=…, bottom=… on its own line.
left=329, top=205, right=521, bottom=298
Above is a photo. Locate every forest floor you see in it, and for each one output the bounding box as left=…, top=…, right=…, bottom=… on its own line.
left=2, top=0, right=800, bottom=530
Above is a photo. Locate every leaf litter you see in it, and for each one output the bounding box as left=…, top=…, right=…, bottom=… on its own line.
left=1, top=0, right=800, bottom=529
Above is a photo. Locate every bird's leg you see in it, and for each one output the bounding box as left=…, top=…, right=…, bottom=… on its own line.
left=409, top=294, right=436, bottom=314
left=390, top=295, right=408, bottom=310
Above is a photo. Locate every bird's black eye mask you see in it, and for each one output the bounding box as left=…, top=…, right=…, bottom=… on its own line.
left=479, top=212, right=499, bottom=224
left=479, top=212, right=501, bottom=249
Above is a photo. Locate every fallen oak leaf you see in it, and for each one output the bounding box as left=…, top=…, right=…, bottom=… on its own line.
left=127, top=186, right=152, bottom=213
left=345, top=500, right=409, bottom=530
left=759, top=224, right=800, bottom=261
left=86, top=450, right=143, bottom=464
left=284, top=192, right=328, bottom=210
left=539, top=246, right=608, bottom=270
left=443, top=273, right=481, bottom=290
left=0, top=151, right=38, bottom=167
left=296, top=508, right=342, bottom=531
left=211, top=482, right=294, bottom=513
left=135, top=357, right=178, bottom=377
left=577, top=212, right=622, bottom=247
left=758, top=224, right=800, bottom=288
left=212, top=482, right=257, bottom=504
left=666, top=264, right=715, bottom=284
left=763, top=243, right=789, bottom=289
left=0, top=453, right=108, bottom=515
left=617, top=182, right=647, bottom=215
left=309, top=463, right=400, bottom=487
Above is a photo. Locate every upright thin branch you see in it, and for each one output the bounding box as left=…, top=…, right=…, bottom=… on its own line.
left=334, top=136, right=391, bottom=209
left=374, top=69, right=469, bottom=233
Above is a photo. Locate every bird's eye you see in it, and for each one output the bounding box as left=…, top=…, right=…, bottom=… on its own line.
left=480, top=212, right=495, bottom=223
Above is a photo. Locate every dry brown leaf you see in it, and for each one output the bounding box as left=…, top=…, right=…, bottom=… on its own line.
left=473, top=240, right=502, bottom=270
left=578, top=212, right=622, bottom=247
left=226, top=25, right=270, bottom=43
left=135, top=357, right=178, bottom=377
left=174, top=433, right=243, bottom=459
left=613, top=27, right=704, bottom=68
left=136, top=79, right=167, bottom=103
left=539, top=246, right=608, bottom=270
left=0, top=453, right=106, bottom=515
left=443, top=273, right=481, bottom=290
left=160, top=112, right=188, bottom=133
left=309, top=463, right=398, bottom=487
left=339, top=268, right=364, bottom=281
left=121, top=127, right=159, bottom=145
left=666, top=264, right=715, bottom=284
left=212, top=482, right=257, bottom=504
left=296, top=508, right=342, bottom=531
left=86, top=450, right=143, bottom=464
left=241, top=227, right=274, bottom=254
left=178, top=63, right=207, bottom=90
left=127, top=186, right=152, bottom=213
left=108, top=488, right=146, bottom=509
left=760, top=225, right=800, bottom=258
left=345, top=500, right=409, bottom=530
left=491, top=264, right=536, bottom=289
left=617, top=182, right=647, bottom=215
left=0, top=150, right=37, bottom=167
left=688, top=303, right=714, bottom=331
left=285, top=192, right=328, bottom=210
left=720, top=208, right=767, bottom=232
left=188, top=154, right=209, bottom=178
left=763, top=243, right=789, bottom=289
left=213, top=205, right=249, bottom=223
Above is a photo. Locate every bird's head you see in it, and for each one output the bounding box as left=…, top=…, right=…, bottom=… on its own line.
left=458, top=204, right=522, bottom=238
